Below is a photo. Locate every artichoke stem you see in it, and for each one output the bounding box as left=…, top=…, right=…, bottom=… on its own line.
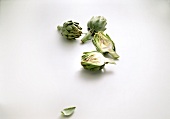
left=81, top=31, right=92, bottom=43
left=109, top=51, right=119, bottom=59
left=57, top=26, right=62, bottom=31
left=105, top=58, right=116, bottom=64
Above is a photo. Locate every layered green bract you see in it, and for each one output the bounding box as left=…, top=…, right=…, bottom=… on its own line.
left=81, top=16, right=107, bottom=43
left=87, top=16, right=107, bottom=33
left=57, top=20, right=82, bottom=40
left=81, top=51, right=115, bottom=71
left=92, top=31, right=119, bottom=59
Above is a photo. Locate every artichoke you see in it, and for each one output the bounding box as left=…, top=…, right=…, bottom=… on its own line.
left=81, top=16, right=107, bottom=43
left=81, top=51, right=115, bottom=71
left=57, top=20, right=82, bottom=40
left=92, top=31, right=119, bottom=59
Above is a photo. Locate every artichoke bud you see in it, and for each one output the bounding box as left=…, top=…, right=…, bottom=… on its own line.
left=81, top=51, right=115, bottom=71
left=92, top=31, right=119, bottom=59
left=57, top=20, right=82, bottom=40
left=81, top=16, right=107, bottom=43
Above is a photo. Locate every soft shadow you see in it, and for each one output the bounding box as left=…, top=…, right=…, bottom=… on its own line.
left=58, top=114, right=74, bottom=119
left=77, top=68, right=114, bottom=80
left=0, top=104, right=7, bottom=119
left=56, top=32, right=79, bottom=48
left=0, top=105, right=2, bottom=118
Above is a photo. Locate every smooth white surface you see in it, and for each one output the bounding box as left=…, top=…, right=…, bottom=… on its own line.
left=0, top=0, right=170, bottom=119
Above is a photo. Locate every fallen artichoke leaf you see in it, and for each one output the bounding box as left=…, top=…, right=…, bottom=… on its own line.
left=61, top=106, right=76, bottom=116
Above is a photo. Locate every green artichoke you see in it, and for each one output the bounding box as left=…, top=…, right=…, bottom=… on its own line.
left=81, top=16, right=107, bottom=43
left=81, top=51, right=115, bottom=71
left=92, top=31, right=119, bottom=59
left=57, top=20, right=82, bottom=40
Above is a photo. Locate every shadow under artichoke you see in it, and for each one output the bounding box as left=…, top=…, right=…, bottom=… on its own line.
left=77, top=68, right=114, bottom=81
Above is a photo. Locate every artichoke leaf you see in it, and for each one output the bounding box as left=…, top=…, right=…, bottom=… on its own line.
left=61, top=106, right=76, bottom=116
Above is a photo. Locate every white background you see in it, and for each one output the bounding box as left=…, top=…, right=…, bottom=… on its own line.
left=0, top=0, right=170, bottom=119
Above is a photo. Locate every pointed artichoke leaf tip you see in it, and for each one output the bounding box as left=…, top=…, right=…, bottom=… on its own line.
left=57, top=25, right=62, bottom=31
left=105, top=33, right=111, bottom=39
left=109, top=51, right=120, bottom=59
left=104, top=57, right=116, bottom=64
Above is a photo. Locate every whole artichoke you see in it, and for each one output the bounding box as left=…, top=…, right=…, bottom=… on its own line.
left=92, top=31, right=119, bottom=59
left=81, top=16, right=107, bottom=43
left=57, top=20, right=82, bottom=40
left=81, top=51, right=115, bottom=71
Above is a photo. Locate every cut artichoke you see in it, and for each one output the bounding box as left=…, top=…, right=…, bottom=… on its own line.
left=57, top=20, right=82, bottom=40
left=81, top=51, right=115, bottom=71
left=81, top=16, right=107, bottom=43
left=92, top=31, right=119, bottom=59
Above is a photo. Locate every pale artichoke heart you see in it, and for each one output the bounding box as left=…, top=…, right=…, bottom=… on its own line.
left=99, top=36, right=113, bottom=52
left=81, top=51, right=115, bottom=71
left=93, top=31, right=119, bottom=59
left=82, top=52, right=105, bottom=66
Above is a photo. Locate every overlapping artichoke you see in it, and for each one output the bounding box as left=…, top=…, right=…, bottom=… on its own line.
left=81, top=51, right=115, bottom=71
left=92, top=31, right=119, bottom=59
left=81, top=16, right=107, bottom=43
left=57, top=16, right=120, bottom=71
left=57, top=20, right=82, bottom=40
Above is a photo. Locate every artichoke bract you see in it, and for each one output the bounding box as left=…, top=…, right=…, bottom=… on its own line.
left=92, top=31, right=119, bottom=59
left=57, top=20, right=82, bottom=40
left=81, top=51, right=115, bottom=71
left=81, top=16, right=107, bottom=43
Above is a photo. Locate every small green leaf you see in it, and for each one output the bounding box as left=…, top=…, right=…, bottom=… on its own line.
left=61, top=106, right=76, bottom=116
